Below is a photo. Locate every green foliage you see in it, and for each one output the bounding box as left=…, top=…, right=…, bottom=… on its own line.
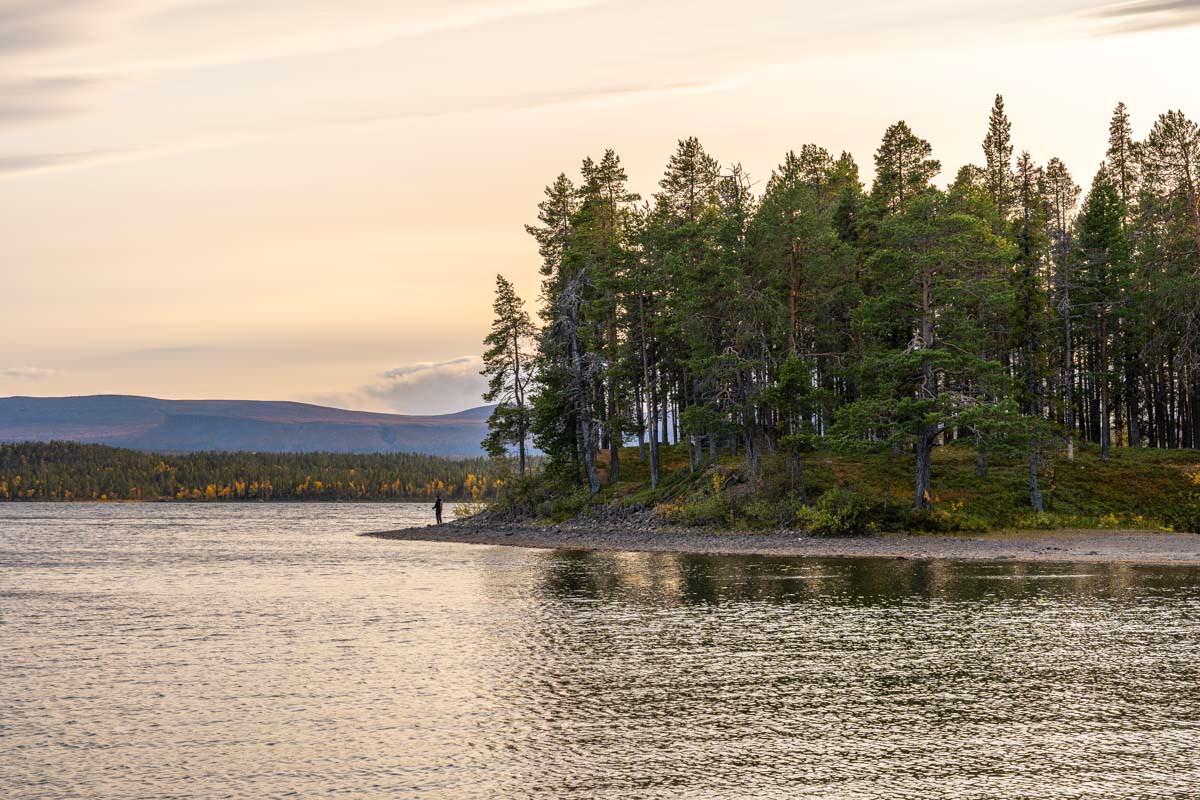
left=1163, top=502, right=1200, bottom=535
left=737, top=496, right=814, bottom=530
left=659, top=492, right=734, bottom=528
left=808, top=488, right=874, bottom=537
left=501, top=99, right=1200, bottom=523
left=481, top=274, right=536, bottom=471
left=872, top=120, right=941, bottom=214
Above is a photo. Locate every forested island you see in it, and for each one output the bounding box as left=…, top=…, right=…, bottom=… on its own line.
left=0, top=442, right=504, bottom=502
left=478, top=96, right=1200, bottom=534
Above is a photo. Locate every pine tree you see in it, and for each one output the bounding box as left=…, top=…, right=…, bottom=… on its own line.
left=758, top=150, right=834, bottom=354
left=871, top=121, right=941, bottom=215
left=982, top=94, right=1015, bottom=218
left=650, top=137, right=723, bottom=464
left=1012, top=152, right=1052, bottom=507
left=1138, top=110, right=1200, bottom=447
left=525, top=174, right=582, bottom=479
left=1077, top=167, right=1132, bottom=460
left=481, top=274, right=536, bottom=474
left=839, top=189, right=1012, bottom=510
left=1107, top=102, right=1139, bottom=217
left=575, top=150, right=640, bottom=484
left=1044, top=157, right=1082, bottom=458
left=1141, top=110, right=1200, bottom=263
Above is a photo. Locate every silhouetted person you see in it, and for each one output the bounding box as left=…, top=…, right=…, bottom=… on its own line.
left=433, top=492, right=443, bottom=525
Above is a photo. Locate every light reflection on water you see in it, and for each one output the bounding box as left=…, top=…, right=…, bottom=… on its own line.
left=2, top=503, right=1200, bottom=799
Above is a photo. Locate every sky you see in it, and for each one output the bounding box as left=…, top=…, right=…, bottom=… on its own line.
left=1, top=0, right=1198, bottom=414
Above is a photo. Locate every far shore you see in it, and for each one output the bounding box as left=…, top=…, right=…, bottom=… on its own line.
left=364, top=519, right=1200, bottom=566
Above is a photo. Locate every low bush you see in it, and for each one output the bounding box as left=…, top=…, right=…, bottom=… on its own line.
left=1162, top=501, right=1200, bottom=533
left=904, top=503, right=991, bottom=533
left=658, top=492, right=734, bottom=527
left=487, top=474, right=543, bottom=517
left=808, top=488, right=874, bottom=537
left=537, top=487, right=595, bottom=522
left=737, top=495, right=814, bottom=530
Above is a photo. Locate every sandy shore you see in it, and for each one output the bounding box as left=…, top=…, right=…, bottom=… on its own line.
left=364, top=518, right=1200, bottom=566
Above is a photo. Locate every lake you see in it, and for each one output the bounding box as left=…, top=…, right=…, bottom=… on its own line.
left=2, top=503, right=1199, bottom=799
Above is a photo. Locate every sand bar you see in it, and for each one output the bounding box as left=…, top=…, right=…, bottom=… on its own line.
left=365, top=518, right=1200, bottom=566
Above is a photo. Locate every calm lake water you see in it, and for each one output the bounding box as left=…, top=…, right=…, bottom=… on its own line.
left=2, top=503, right=1200, bottom=799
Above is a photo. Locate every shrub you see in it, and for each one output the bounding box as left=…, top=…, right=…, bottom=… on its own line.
left=1164, top=500, right=1200, bottom=533
left=905, top=502, right=991, bottom=533
left=657, top=492, right=733, bottom=527
left=808, top=488, right=874, bottom=537
left=537, top=488, right=594, bottom=522
left=453, top=501, right=487, bottom=518
left=736, top=497, right=780, bottom=529
left=488, top=474, right=542, bottom=517
left=735, top=496, right=809, bottom=529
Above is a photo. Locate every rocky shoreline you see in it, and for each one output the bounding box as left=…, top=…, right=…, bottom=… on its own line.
left=363, top=513, right=1200, bottom=566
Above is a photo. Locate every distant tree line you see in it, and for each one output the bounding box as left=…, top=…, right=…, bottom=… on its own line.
left=483, top=96, right=1200, bottom=510
left=0, top=441, right=506, bottom=501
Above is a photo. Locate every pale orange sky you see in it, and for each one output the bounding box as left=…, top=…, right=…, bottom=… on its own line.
left=1, top=0, right=1197, bottom=413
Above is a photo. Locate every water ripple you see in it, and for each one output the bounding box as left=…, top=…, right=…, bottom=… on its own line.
left=2, top=503, right=1199, bottom=798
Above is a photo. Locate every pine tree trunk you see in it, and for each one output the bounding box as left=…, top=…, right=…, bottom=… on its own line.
left=788, top=237, right=800, bottom=354
left=788, top=448, right=807, bottom=504
left=571, top=419, right=583, bottom=487
left=914, top=268, right=935, bottom=511
left=914, top=431, right=933, bottom=511
left=639, top=298, right=660, bottom=489
left=1100, top=313, right=1110, bottom=460
left=607, top=315, right=620, bottom=485
left=1066, top=302, right=1075, bottom=460
left=635, top=383, right=646, bottom=462
left=1168, top=352, right=1178, bottom=448
left=513, top=329, right=527, bottom=477
left=568, top=320, right=600, bottom=495
left=1029, top=450, right=1044, bottom=513
left=648, top=379, right=661, bottom=489
left=673, top=378, right=681, bottom=444
left=660, top=373, right=670, bottom=445
left=1125, top=341, right=1138, bottom=449
left=608, top=416, right=620, bottom=485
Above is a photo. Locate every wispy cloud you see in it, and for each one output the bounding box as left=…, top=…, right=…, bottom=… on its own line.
left=0, top=147, right=129, bottom=176
left=0, top=0, right=624, bottom=76
left=0, top=75, right=723, bottom=181
left=1088, top=0, right=1200, bottom=31
left=1, top=366, right=58, bottom=380
left=0, top=75, right=103, bottom=123
left=382, top=356, right=476, bottom=380
left=0, top=0, right=630, bottom=155
left=0, top=0, right=127, bottom=57
left=96, top=0, right=625, bottom=77
left=315, top=357, right=487, bottom=415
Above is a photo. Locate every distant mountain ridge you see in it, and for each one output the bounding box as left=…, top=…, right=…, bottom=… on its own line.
left=0, top=395, right=493, bottom=456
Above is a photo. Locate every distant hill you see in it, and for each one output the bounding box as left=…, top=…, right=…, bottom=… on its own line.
left=0, top=395, right=494, bottom=456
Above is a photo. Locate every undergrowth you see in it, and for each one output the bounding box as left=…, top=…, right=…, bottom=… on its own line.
left=488, top=441, right=1200, bottom=534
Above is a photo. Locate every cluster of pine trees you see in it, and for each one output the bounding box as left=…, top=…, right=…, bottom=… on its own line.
left=482, top=97, right=1200, bottom=511
left=0, top=442, right=504, bottom=502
